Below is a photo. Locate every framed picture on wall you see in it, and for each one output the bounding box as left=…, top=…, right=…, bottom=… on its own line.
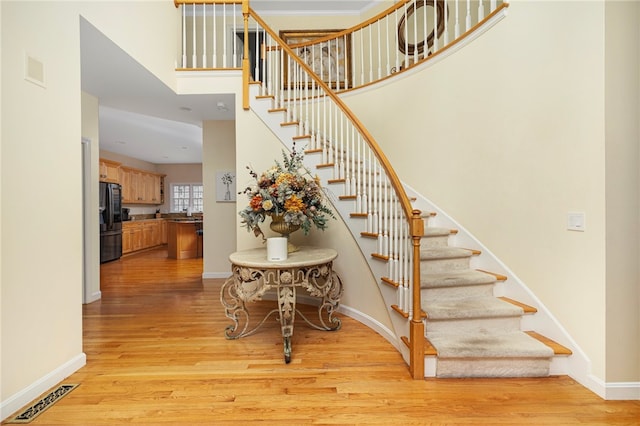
left=216, top=171, right=236, bottom=202
left=279, top=29, right=352, bottom=90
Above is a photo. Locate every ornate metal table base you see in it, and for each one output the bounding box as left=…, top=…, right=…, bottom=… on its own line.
left=221, top=247, right=343, bottom=363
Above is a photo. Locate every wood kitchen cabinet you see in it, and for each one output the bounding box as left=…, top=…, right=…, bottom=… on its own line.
left=120, top=166, right=165, bottom=205
left=167, top=221, right=202, bottom=259
left=160, top=220, right=168, bottom=244
left=122, top=221, right=143, bottom=254
left=122, top=219, right=165, bottom=255
left=142, top=220, right=161, bottom=248
left=99, top=159, right=121, bottom=183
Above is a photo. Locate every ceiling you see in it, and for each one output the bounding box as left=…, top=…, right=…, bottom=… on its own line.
left=80, top=1, right=385, bottom=164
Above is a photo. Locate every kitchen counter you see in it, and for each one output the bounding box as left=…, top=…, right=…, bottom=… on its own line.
left=167, top=220, right=203, bottom=259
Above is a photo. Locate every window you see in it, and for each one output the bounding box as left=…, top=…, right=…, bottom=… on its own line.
left=170, top=183, right=203, bottom=213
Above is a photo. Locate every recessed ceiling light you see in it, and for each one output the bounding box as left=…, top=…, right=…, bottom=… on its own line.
left=179, top=106, right=192, bottom=112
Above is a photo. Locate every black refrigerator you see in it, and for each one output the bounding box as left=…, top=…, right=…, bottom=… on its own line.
left=100, top=182, right=123, bottom=263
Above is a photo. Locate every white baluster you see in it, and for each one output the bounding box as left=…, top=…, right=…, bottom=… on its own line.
left=403, top=2, right=409, bottom=69
left=366, top=150, right=373, bottom=234
left=385, top=14, right=390, bottom=77
left=466, top=0, right=472, bottom=32
left=444, top=0, right=450, bottom=45
left=202, top=4, right=207, bottom=68
left=181, top=5, right=186, bottom=68
left=423, top=0, right=428, bottom=59
left=192, top=4, right=197, bottom=67
left=373, top=160, right=379, bottom=235
left=254, top=22, right=260, bottom=80
left=359, top=30, right=365, bottom=86
left=349, top=125, right=358, bottom=195
left=343, top=34, right=349, bottom=89
left=212, top=5, right=217, bottom=68
left=232, top=5, right=237, bottom=67
left=433, top=0, right=439, bottom=52
left=222, top=3, right=227, bottom=67
left=414, top=1, right=419, bottom=63
left=455, top=0, right=461, bottom=39
left=478, top=0, right=485, bottom=21
left=383, top=175, right=389, bottom=257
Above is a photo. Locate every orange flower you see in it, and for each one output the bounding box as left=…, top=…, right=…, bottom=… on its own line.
left=284, top=195, right=305, bottom=212
left=249, top=195, right=263, bottom=211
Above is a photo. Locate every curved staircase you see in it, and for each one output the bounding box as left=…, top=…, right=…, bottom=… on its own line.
left=248, top=82, right=571, bottom=378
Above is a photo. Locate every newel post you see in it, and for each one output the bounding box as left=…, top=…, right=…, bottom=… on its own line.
left=409, top=209, right=425, bottom=379
left=242, top=0, right=250, bottom=110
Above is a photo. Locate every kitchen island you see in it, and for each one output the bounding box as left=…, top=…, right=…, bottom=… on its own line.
left=167, top=220, right=203, bottom=259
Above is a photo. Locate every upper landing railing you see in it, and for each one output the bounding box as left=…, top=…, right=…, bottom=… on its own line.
left=175, top=0, right=508, bottom=91
left=173, top=0, right=508, bottom=379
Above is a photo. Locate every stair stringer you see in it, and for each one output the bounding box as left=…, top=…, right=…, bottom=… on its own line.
left=248, top=86, right=413, bottom=364
left=403, top=182, right=588, bottom=379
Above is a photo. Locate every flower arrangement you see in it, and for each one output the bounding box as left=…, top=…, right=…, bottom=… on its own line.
left=239, top=144, right=335, bottom=240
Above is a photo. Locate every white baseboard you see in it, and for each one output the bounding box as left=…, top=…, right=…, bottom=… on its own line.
left=202, top=272, right=231, bottom=279
left=336, top=304, right=401, bottom=353
left=1, top=353, right=86, bottom=421
left=583, top=375, right=640, bottom=400
left=84, top=290, right=101, bottom=304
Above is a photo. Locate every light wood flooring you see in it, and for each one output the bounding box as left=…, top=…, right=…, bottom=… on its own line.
left=5, top=247, right=639, bottom=425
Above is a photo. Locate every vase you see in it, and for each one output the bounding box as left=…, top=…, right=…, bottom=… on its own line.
left=269, top=213, right=300, bottom=253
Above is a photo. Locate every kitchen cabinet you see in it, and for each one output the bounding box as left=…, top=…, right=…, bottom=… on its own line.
left=122, top=221, right=142, bottom=254
left=120, top=166, right=165, bottom=205
left=160, top=220, right=168, bottom=244
left=142, top=220, right=161, bottom=248
left=122, top=219, right=165, bottom=255
left=167, top=221, right=202, bottom=259
left=99, top=159, right=121, bottom=183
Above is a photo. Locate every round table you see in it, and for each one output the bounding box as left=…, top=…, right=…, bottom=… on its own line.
left=220, top=246, right=343, bottom=363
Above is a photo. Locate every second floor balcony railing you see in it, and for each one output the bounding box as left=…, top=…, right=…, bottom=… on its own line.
left=176, top=0, right=508, bottom=91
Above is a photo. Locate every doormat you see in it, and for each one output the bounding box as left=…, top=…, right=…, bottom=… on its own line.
left=6, top=384, right=79, bottom=424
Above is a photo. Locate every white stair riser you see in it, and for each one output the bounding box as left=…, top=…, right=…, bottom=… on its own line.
left=426, top=316, right=521, bottom=334
left=422, top=235, right=450, bottom=248
left=421, top=257, right=471, bottom=274
left=436, top=357, right=551, bottom=378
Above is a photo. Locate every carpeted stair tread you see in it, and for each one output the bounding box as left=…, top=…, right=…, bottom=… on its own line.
left=421, top=270, right=496, bottom=289
left=424, top=296, right=523, bottom=320
left=420, top=247, right=473, bottom=260
left=427, top=330, right=555, bottom=358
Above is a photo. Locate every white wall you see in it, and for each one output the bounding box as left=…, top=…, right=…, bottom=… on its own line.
left=1, top=0, right=179, bottom=418
left=342, top=0, right=639, bottom=386
left=604, top=0, right=640, bottom=384
left=1, top=1, right=86, bottom=414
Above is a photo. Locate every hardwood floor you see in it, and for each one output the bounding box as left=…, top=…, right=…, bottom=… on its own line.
left=6, top=247, right=639, bottom=425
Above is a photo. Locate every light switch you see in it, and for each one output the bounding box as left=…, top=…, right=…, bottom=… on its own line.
left=567, top=212, right=585, bottom=232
